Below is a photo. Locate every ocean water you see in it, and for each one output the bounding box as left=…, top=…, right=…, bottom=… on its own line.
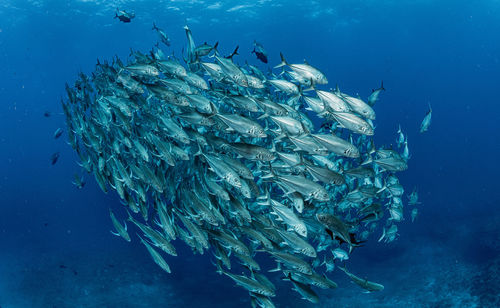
left=0, top=1, right=499, bottom=307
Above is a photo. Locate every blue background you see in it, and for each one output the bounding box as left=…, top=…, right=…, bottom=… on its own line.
left=0, top=1, right=499, bottom=307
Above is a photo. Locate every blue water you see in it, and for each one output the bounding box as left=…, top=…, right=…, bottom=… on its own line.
left=0, top=1, right=499, bottom=307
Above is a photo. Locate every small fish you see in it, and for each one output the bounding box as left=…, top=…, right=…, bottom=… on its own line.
left=338, top=266, right=384, bottom=292
left=115, top=9, right=135, bottom=23
left=72, top=174, right=85, bottom=189
left=54, top=128, right=63, bottom=139
left=411, top=208, right=418, bottom=222
left=275, top=53, right=327, bottom=85
left=252, top=41, right=268, bottom=63
left=50, top=152, right=60, bottom=165
left=152, top=22, right=171, bottom=46
left=109, top=209, right=131, bottom=242
left=332, top=248, right=349, bottom=261
left=396, top=125, right=405, bottom=148
left=138, top=234, right=171, bottom=273
left=367, top=81, right=385, bottom=106
left=420, top=103, right=432, bottom=133
left=407, top=187, right=421, bottom=206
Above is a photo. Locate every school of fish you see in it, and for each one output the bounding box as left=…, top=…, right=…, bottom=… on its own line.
left=61, top=24, right=417, bottom=306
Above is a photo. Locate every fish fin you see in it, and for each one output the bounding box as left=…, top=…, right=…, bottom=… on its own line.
left=376, top=184, right=386, bottom=194
left=110, top=231, right=120, bottom=237
left=268, top=262, right=282, bottom=272
left=378, top=228, right=386, bottom=242
left=274, top=52, right=287, bottom=69
left=361, top=155, right=373, bottom=166
left=302, top=79, right=316, bottom=92
left=325, top=228, right=334, bottom=240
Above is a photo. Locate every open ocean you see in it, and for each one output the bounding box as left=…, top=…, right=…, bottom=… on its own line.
left=0, top=1, right=499, bottom=307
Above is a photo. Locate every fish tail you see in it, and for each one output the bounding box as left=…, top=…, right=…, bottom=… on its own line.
left=209, top=43, right=219, bottom=58
left=268, top=262, right=282, bottom=272
left=378, top=228, right=386, bottom=242
left=152, top=22, right=157, bottom=30
left=380, top=80, right=385, bottom=91
left=361, top=155, right=373, bottom=166
left=226, top=45, right=239, bottom=60
left=274, top=52, right=287, bottom=68
left=302, top=79, right=316, bottom=92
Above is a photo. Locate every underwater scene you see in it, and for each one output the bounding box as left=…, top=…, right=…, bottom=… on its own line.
left=0, top=1, right=499, bottom=307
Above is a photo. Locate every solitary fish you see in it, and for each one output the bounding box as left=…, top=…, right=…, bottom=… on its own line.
left=338, top=266, right=384, bottom=293
left=50, top=152, right=60, bottom=165
left=54, top=128, right=63, bottom=139
left=109, top=209, right=131, bottom=242
left=420, top=103, right=432, bottom=133
left=152, top=22, right=171, bottom=46
left=367, top=81, right=385, bottom=106
left=252, top=41, right=268, bottom=63
left=115, top=9, right=135, bottom=23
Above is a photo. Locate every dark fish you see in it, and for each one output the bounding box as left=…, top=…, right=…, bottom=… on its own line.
left=44, top=111, right=51, bottom=117
left=115, top=9, right=135, bottom=23
left=50, top=152, right=60, bottom=165
left=54, top=128, right=63, bottom=139
left=59, top=265, right=67, bottom=269
left=252, top=41, right=268, bottom=63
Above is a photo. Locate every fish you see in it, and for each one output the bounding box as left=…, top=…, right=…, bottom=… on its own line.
left=138, top=234, right=172, bottom=273
left=222, top=271, right=275, bottom=297
left=152, top=23, right=171, bottom=46
left=109, top=209, right=131, bottom=242
left=252, top=41, right=268, bottom=63
left=276, top=228, right=316, bottom=257
left=332, top=248, right=349, bottom=261
left=54, top=128, right=63, bottom=139
left=396, top=125, right=405, bottom=148
left=411, top=208, right=418, bottom=222
left=285, top=273, right=320, bottom=303
left=50, top=152, right=60, bottom=165
left=338, top=266, right=384, bottom=292
left=195, top=41, right=218, bottom=58
left=60, top=24, right=413, bottom=305
left=407, top=187, right=421, bottom=205
left=367, top=81, right=385, bottom=106
left=72, top=174, right=85, bottom=189
left=338, top=90, right=376, bottom=120
left=378, top=224, right=398, bottom=243
left=311, top=134, right=360, bottom=158
left=420, top=103, right=432, bottom=133
left=114, top=9, right=135, bottom=23
left=275, top=53, right=327, bottom=85
left=315, top=213, right=358, bottom=252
